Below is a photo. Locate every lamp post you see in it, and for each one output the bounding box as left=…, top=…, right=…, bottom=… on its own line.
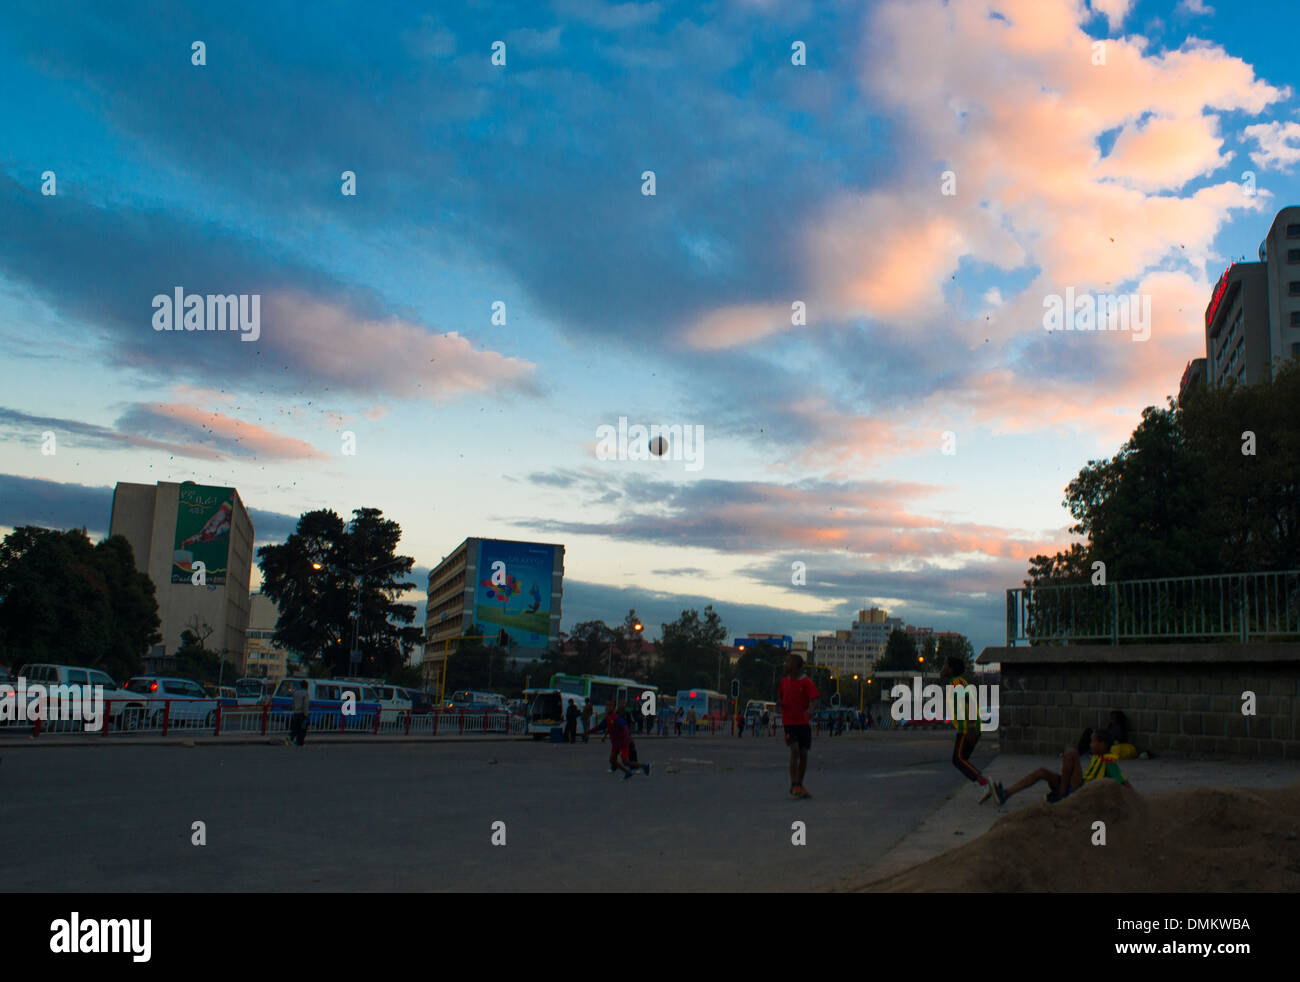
left=437, top=633, right=487, bottom=706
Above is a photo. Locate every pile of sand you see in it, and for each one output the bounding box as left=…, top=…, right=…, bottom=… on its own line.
left=861, top=781, right=1300, bottom=892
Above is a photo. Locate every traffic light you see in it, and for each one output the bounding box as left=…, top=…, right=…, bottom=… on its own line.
left=730, top=678, right=740, bottom=699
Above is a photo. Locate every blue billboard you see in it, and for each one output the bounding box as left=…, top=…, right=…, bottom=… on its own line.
left=473, top=540, right=557, bottom=647
left=734, top=634, right=793, bottom=651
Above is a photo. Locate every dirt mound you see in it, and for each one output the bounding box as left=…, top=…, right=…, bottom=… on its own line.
left=863, top=782, right=1300, bottom=892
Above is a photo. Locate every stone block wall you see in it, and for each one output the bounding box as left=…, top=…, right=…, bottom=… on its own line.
left=983, top=646, right=1300, bottom=760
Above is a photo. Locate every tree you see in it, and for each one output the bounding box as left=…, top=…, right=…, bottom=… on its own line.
left=567, top=620, right=619, bottom=675
left=875, top=629, right=918, bottom=672
left=0, top=527, right=160, bottom=680
left=658, top=605, right=727, bottom=693
left=1027, top=362, right=1300, bottom=590
left=935, top=634, right=975, bottom=672
left=257, top=508, right=419, bottom=677
left=174, top=625, right=239, bottom=687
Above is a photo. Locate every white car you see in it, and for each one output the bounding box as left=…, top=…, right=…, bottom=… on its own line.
left=9, top=663, right=137, bottom=731
left=123, top=676, right=219, bottom=729
left=370, top=684, right=414, bottom=722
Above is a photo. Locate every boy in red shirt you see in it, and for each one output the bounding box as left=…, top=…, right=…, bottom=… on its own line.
left=598, top=699, right=651, bottom=781
left=777, top=653, right=820, bottom=799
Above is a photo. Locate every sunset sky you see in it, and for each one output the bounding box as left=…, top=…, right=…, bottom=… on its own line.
left=2, top=0, right=1299, bottom=654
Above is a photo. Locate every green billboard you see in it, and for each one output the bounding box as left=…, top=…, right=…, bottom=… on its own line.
left=172, top=484, right=235, bottom=585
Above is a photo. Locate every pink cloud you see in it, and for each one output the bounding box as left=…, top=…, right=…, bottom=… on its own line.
left=123, top=402, right=325, bottom=460
left=260, top=291, right=535, bottom=404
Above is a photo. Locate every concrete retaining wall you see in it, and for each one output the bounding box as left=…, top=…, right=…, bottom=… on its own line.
left=979, top=644, right=1300, bottom=760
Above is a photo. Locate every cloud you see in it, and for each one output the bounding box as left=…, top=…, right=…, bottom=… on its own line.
left=1243, top=121, right=1300, bottom=172
left=1090, top=0, right=1134, bottom=31
left=553, top=0, right=663, bottom=30
left=518, top=470, right=1059, bottom=561
left=0, top=176, right=536, bottom=405
left=0, top=403, right=325, bottom=463
left=0, top=406, right=224, bottom=461
left=0, top=474, right=300, bottom=543
left=114, top=403, right=325, bottom=460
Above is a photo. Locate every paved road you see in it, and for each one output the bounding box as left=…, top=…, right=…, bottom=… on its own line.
left=1, top=731, right=985, bottom=891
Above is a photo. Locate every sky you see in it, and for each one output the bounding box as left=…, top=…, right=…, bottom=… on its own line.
left=1, top=0, right=1299, bottom=655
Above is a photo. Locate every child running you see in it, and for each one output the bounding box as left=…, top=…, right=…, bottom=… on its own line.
left=989, top=725, right=1130, bottom=805
left=777, top=653, right=819, bottom=799
left=940, top=656, right=991, bottom=799
left=597, top=699, right=650, bottom=781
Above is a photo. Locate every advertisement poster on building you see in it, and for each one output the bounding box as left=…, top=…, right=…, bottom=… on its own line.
left=171, top=484, right=235, bottom=584
left=472, top=540, right=555, bottom=647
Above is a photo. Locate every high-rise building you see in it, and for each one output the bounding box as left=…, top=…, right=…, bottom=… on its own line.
left=1191, top=207, right=1300, bottom=393
left=813, top=607, right=904, bottom=676
left=423, top=537, right=564, bottom=689
left=1204, top=261, right=1269, bottom=388
left=109, top=481, right=253, bottom=667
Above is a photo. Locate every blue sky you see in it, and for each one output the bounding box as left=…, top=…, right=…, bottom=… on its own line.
left=2, top=0, right=1299, bottom=654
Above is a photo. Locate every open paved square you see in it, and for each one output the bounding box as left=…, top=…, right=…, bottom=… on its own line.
left=2, top=731, right=981, bottom=891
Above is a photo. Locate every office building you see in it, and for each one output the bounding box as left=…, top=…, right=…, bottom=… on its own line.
left=423, top=537, right=564, bottom=688
left=243, top=592, right=294, bottom=681
left=1187, top=206, right=1300, bottom=394
left=813, top=607, right=905, bottom=676
left=109, top=481, right=254, bottom=666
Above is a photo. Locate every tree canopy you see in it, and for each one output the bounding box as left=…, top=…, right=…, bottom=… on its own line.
left=256, top=507, right=422, bottom=677
left=1027, top=361, right=1300, bottom=587
left=0, top=526, right=160, bottom=680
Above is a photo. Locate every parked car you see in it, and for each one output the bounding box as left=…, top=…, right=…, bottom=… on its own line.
left=234, top=677, right=272, bottom=706
left=123, top=676, right=220, bottom=729
left=404, top=689, right=439, bottom=714
left=10, top=663, right=137, bottom=730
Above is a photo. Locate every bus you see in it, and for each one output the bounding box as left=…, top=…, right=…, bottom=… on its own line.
left=744, top=699, right=777, bottom=721
left=675, top=688, right=727, bottom=724
left=549, top=674, right=658, bottom=713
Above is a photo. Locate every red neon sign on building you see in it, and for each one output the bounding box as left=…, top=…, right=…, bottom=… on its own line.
left=1205, top=262, right=1236, bottom=329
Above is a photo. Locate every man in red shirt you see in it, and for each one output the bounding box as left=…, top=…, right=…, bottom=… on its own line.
left=778, top=653, right=820, bottom=799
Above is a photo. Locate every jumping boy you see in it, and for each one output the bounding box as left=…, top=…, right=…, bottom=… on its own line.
left=940, top=656, right=991, bottom=799
left=989, top=725, right=1129, bottom=805
left=599, top=699, right=650, bottom=781
left=778, top=653, right=819, bottom=799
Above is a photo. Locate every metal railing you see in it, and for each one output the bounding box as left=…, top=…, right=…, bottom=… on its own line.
left=1007, top=570, right=1300, bottom=645
left=7, top=700, right=529, bottom=739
